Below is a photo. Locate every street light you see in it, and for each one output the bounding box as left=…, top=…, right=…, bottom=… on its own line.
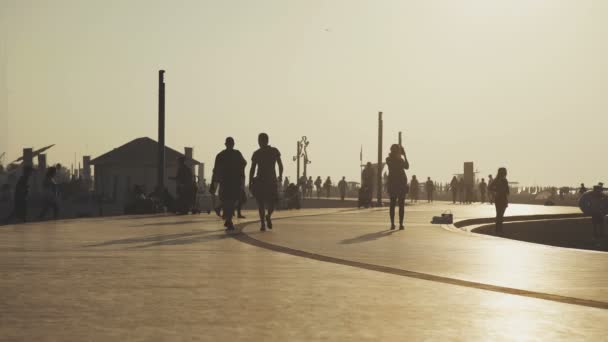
left=293, top=136, right=311, bottom=181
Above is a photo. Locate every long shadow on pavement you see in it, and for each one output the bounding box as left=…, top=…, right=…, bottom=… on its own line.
left=340, top=230, right=399, bottom=245
left=85, top=230, right=225, bottom=248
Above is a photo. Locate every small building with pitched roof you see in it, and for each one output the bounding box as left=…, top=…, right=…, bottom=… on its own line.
left=91, top=137, right=199, bottom=202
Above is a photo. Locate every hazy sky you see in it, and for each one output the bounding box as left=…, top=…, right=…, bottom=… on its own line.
left=1, top=0, right=607, bottom=186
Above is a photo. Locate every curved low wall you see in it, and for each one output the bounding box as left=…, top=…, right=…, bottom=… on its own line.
left=471, top=217, right=606, bottom=252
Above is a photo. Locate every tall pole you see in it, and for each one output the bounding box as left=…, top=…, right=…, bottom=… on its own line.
left=157, top=70, right=166, bottom=191
left=296, top=141, right=301, bottom=182
left=377, top=111, right=383, bottom=206
left=398, top=131, right=402, bottom=146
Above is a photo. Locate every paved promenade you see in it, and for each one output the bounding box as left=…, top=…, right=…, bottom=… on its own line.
left=1, top=202, right=606, bottom=341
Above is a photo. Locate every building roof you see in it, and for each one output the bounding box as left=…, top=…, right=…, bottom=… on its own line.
left=90, top=137, right=200, bottom=166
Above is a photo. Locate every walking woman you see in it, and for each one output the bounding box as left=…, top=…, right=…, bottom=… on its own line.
left=386, top=144, right=410, bottom=230
left=488, top=167, right=510, bottom=235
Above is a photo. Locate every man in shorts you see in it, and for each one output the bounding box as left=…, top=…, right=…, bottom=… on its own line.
left=249, top=133, right=283, bottom=231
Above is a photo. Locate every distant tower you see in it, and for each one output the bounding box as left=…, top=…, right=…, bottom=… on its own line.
left=157, top=70, right=166, bottom=191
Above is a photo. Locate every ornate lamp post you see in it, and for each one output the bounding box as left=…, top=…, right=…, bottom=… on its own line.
left=293, top=136, right=311, bottom=181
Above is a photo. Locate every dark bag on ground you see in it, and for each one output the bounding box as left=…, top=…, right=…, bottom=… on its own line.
left=431, top=211, right=453, bottom=224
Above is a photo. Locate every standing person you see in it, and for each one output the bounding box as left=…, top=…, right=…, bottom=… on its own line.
left=283, top=177, right=290, bottom=192
left=458, top=178, right=465, bottom=204
left=210, top=137, right=247, bottom=230
left=314, top=176, right=323, bottom=198
left=386, top=144, right=409, bottom=230
left=361, top=162, right=375, bottom=206
left=323, top=177, right=332, bottom=198
left=479, top=178, right=488, bottom=204
left=249, top=133, right=283, bottom=231
left=409, top=175, right=419, bottom=203
left=4, top=166, right=33, bottom=224
left=298, top=175, right=307, bottom=195
left=174, top=157, right=195, bottom=214
left=487, top=174, right=495, bottom=204
left=488, top=167, right=510, bottom=235
left=38, top=166, right=60, bottom=220
left=579, top=183, right=588, bottom=196
left=338, top=177, right=347, bottom=201
left=450, top=176, right=458, bottom=204
left=425, top=177, right=435, bottom=203
left=306, top=176, right=314, bottom=198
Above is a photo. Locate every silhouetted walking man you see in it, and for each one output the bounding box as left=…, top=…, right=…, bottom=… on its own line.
left=4, top=166, right=33, bottom=224
left=479, top=178, right=488, bottom=204
left=409, top=175, right=419, bottom=203
left=174, top=157, right=195, bottom=214
left=306, top=177, right=313, bottom=198
left=38, top=166, right=59, bottom=220
left=324, top=177, right=332, bottom=198
left=298, top=175, right=307, bottom=196
left=487, top=174, right=495, bottom=204
left=489, top=168, right=510, bottom=235
left=211, top=137, right=247, bottom=230
left=338, top=177, right=347, bottom=201
left=425, top=177, right=435, bottom=203
left=450, top=176, right=458, bottom=204
left=314, top=176, right=322, bottom=198
left=249, top=133, right=283, bottom=231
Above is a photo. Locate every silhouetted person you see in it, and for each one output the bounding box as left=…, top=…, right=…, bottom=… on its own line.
left=38, top=166, right=59, bottom=220
left=458, top=178, right=465, bottom=204
left=488, top=167, right=509, bottom=235
left=579, top=183, right=588, bottom=196
left=361, top=162, right=374, bottom=206
left=425, top=177, right=435, bottom=203
left=298, top=175, right=307, bottom=195
left=314, top=176, right=322, bottom=198
left=409, top=175, right=419, bottom=203
left=465, top=182, right=474, bottom=204
left=487, top=174, right=495, bottom=204
left=210, top=137, right=247, bottom=230
left=249, top=133, right=283, bottom=231
left=306, top=176, right=314, bottom=198
left=386, top=144, right=409, bottom=229
left=174, top=157, right=195, bottom=214
left=450, top=176, right=458, bottom=204
left=283, top=177, right=290, bottom=192
left=4, top=166, right=33, bottom=224
left=338, top=177, right=347, bottom=201
left=479, top=178, right=488, bottom=204
left=323, top=177, right=332, bottom=198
